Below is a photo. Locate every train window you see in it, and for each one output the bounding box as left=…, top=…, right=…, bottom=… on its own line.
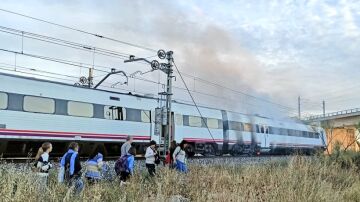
left=244, top=123, right=252, bottom=132
left=207, top=118, right=219, bottom=129
left=104, top=106, right=126, bottom=120
left=126, top=108, right=141, bottom=122
left=296, top=130, right=301, bottom=137
left=218, top=120, right=223, bottom=129
left=268, top=126, right=274, bottom=134
left=260, top=126, right=265, bottom=133
left=68, top=101, right=93, bottom=117
left=24, top=96, right=55, bottom=114
left=0, top=92, right=8, bottom=109
left=287, top=129, right=293, bottom=136
left=183, top=115, right=189, bottom=126
left=189, top=116, right=202, bottom=127
left=141, top=110, right=151, bottom=123
left=229, top=121, right=242, bottom=131
left=315, top=133, right=320, bottom=138
left=280, top=128, right=287, bottom=136
left=302, top=131, right=308, bottom=137
left=309, top=132, right=314, bottom=138
left=175, top=114, right=183, bottom=126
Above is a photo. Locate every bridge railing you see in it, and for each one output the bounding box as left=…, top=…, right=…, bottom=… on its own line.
left=304, top=107, right=360, bottom=121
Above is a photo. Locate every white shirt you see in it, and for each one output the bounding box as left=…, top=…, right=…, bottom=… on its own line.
left=41, top=153, right=49, bottom=162
left=173, top=146, right=186, bottom=163
left=145, top=147, right=155, bottom=164
left=37, top=152, right=52, bottom=173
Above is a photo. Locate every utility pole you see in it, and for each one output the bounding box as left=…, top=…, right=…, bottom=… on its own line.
left=164, top=51, right=174, bottom=156
left=298, top=96, right=301, bottom=119
left=124, top=50, right=174, bottom=157
left=88, top=68, right=94, bottom=88
left=322, top=100, right=325, bottom=117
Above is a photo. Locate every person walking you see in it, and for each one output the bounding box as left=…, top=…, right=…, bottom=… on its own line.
left=173, top=140, right=188, bottom=173
left=121, top=136, right=133, bottom=157
left=85, top=144, right=106, bottom=183
left=34, top=142, right=53, bottom=188
left=58, top=142, right=83, bottom=194
left=119, top=147, right=135, bottom=184
left=145, top=140, right=158, bottom=176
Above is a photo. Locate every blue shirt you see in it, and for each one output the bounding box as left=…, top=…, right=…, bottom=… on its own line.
left=60, top=149, right=78, bottom=176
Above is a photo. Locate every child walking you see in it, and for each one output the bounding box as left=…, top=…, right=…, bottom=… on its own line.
left=34, top=142, right=53, bottom=187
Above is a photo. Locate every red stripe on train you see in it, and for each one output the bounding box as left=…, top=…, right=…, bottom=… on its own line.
left=0, top=129, right=150, bottom=140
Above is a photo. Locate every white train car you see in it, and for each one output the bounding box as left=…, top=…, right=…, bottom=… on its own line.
left=0, top=72, right=326, bottom=157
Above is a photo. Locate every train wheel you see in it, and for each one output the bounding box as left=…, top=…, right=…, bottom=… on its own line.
left=185, top=144, right=195, bottom=157
left=203, top=144, right=216, bottom=156
left=230, top=144, right=244, bottom=156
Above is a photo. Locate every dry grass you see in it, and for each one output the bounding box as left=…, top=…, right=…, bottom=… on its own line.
left=0, top=156, right=359, bottom=202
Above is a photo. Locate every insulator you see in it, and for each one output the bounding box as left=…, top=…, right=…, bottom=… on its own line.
left=151, top=60, right=160, bottom=69
left=79, top=76, right=88, bottom=84
left=157, top=50, right=166, bottom=59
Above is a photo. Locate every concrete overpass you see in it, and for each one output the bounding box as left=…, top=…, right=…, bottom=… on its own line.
left=305, top=108, right=360, bottom=153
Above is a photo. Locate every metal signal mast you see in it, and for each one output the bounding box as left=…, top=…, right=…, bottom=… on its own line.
left=124, top=50, right=174, bottom=156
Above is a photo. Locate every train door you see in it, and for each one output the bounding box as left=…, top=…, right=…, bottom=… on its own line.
left=260, top=125, right=270, bottom=149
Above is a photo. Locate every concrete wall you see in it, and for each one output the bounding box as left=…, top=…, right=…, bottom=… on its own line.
left=325, top=127, right=360, bottom=154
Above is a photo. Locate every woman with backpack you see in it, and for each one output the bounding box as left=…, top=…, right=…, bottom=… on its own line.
left=58, top=142, right=83, bottom=194
left=173, top=140, right=188, bottom=173
left=145, top=140, right=158, bottom=176
left=85, top=144, right=106, bottom=183
left=34, top=142, right=53, bottom=187
left=119, top=146, right=135, bottom=183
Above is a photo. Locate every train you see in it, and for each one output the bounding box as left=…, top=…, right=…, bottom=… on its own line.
left=0, top=72, right=327, bottom=157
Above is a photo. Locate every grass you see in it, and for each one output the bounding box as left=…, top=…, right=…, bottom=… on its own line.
left=0, top=156, right=359, bottom=202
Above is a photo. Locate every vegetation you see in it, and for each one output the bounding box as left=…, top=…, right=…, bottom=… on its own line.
left=0, top=155, right=359, bottom=202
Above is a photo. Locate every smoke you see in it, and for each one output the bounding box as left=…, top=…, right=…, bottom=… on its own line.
left=116, top=1, right=294, bottom=118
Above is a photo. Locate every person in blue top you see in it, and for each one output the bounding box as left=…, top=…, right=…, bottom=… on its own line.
left=58, top=142, right=83, bottom=194
left=85, top=144, right=106, bottom=183
left=120, top=146, right=135, bottom=183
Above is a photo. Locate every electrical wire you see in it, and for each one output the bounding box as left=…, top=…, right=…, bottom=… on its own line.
left=0, top=8, right=157, bottom=52
left=0, top=26, right=159, bottom=63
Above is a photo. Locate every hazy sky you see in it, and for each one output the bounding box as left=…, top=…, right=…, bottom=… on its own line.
left=0, top=0, right=359, bottom=118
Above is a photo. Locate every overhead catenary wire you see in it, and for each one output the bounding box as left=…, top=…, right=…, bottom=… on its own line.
left=0, top=8, right=157, bottom=52
left=0, top=26, right=156, bottom=62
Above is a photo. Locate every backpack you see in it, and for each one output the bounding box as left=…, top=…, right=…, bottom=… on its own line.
left=63, top=153, right=73, bottom=182
left=154, top=153, right=161, bottom=165
left=115, top=155, right=129, bottom=175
